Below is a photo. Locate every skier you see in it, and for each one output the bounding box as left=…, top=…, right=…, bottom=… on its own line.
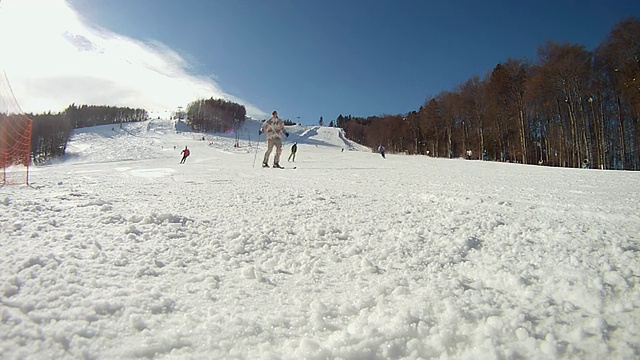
left=288, top=142, right=298, bottom=162
left=258, top=111, right=289, bottom=168
left=378, top=145, right=386, bottom=159
left=180, top=146, right=190, bottom=164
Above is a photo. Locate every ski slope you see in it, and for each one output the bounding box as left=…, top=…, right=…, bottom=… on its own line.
left=1, top=118, right=639, bottom=359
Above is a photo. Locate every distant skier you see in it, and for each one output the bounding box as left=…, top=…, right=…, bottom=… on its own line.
left=378, top=145, right=386, bottom=159
left=259, top=111, right=289, bottom=168
left=180, top=146, right=190, bottom=164
left=288, top=142, right=298, bottom=162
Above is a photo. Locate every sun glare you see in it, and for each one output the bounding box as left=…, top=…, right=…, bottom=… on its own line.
left=0, top=0, right=265, bottom=118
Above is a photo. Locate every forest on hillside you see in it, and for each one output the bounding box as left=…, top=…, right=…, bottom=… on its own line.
left=337, top=17, right=640, bottom=170
left=29, top=105, right=148, bottom=164
left=2, top=100, right=245, bottom=164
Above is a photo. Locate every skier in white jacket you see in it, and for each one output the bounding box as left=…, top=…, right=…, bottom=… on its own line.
left=259, top=111, right=289, bottom=168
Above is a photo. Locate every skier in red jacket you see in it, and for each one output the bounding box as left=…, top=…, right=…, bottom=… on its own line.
left=180, top=146, right=190, bottom=164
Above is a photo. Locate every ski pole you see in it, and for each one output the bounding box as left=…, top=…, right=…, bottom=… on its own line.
left=252, top=141, right=259, bottom=167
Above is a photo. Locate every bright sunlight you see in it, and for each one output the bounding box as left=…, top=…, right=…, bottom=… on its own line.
left=0, top=0, right=265, bottom=117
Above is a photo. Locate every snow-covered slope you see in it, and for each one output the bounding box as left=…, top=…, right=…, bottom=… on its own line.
left=65, top=118, right=369, bottom=164
left=1, top=117, right=639, bottom=359
left=286, top=125, right=370, bottom=151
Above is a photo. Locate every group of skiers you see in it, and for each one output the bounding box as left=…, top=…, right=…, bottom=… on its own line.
left=178, top=110, right=390, bottom=166
left=177, top=111, right=298, bottom=166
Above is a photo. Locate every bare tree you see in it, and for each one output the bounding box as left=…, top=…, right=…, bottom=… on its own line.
left=458, top=76, right=488, bottom=159
left=595, top=17, right=640, bottom=169
left=487, top=59, right=530, bottom=163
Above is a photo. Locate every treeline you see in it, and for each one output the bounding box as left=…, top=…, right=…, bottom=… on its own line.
left=30, top=112, right=73, bottom=164
left=0, top=104, right=147, bottom=164
left=64, top=104, right=148, bottom=129
left=27, top=104, right=148, bottom=164
left=23, top=98, right=246, bottom=164
left=338, top=17, right=640, bottom=170
left=186, top=98, right=246, bottom=133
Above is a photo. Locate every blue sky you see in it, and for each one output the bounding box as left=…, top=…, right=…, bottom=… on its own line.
left=3, top=0, right=639, bottom=125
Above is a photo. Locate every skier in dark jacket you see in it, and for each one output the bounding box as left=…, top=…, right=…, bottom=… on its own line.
left=288, top=142, right=298, bottom=162
left=378, top=145, right=386, bottom=159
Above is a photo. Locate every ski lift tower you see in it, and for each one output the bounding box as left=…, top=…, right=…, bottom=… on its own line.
left=176, top=106, right=185, bottom=120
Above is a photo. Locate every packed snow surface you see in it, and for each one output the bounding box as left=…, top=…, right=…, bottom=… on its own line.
left=1, top=119, right=639, bottom=359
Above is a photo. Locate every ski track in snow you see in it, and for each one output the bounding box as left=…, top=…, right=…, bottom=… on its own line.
left=1, top=119, right=639, bottom=359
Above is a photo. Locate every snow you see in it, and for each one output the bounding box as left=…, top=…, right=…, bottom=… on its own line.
left=1, top=118, right=639, bottom=359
